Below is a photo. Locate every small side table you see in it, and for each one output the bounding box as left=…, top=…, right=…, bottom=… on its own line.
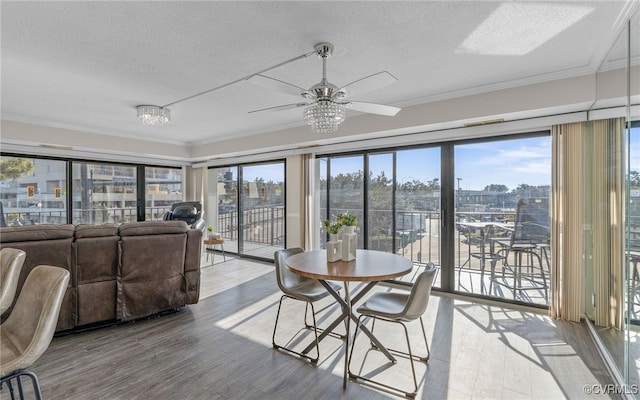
left=204, top=238, right=226, bottom=265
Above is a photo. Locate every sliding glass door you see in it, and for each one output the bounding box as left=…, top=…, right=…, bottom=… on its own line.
left=320, top=147, right=441, bottom=287
left=324, top=155, right=364, bottom=248
left=454, top=136, right=551, bottom=305
left=319, top=133, right=550, bottom=306
left=209, top=161, right=285, bottom=261
left=396, top=147, right=441, bottom=286
left=240, top=163, right=285, bottom=258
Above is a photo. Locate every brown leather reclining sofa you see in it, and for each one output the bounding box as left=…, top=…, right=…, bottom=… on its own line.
left=0, top=220, right=201, bottom=332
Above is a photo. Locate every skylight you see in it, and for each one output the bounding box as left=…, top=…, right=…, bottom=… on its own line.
left=457, top=2, right=594, bottom=56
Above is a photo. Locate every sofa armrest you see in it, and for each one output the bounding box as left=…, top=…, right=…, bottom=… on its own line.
left=184, top=229, right=202, bottom=304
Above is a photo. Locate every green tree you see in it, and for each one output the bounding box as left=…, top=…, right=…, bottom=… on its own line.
left=630, top=170, right=640, bottom=189
left=484, top=184, right=509, bottom=192
left=0, top=158, right=34, bottom=181
left=426, top=178, right=441, bottom=190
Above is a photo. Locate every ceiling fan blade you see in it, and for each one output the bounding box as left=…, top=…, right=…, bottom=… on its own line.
left=337, top=71, right=398, bottom=98
left=346, top=101, right=401, bottom=116
left=247, top=74, right=310, bottom=98
left=248, top=102, right=309, bottom=114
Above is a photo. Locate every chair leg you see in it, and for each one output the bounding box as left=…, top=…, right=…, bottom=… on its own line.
left=348, top=314, right=427, bottom=398
left=418, top=317, right=430, bottom=362
left=16, top=375, right=25, bottom=400
left=302, top=296, right=346, bottom=340
left=23, top=371, right=42, bottom=400
left=2, top=378, right=16, bottom=400
left=1, top=370, right=43, bottom=400
left=272, top=295, right=320, bottom=363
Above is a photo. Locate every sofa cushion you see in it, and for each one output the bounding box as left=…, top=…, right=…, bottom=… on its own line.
left=119, top=220, right=188, bottom=236
left=75, top=223, right=119, bottom=239
left=0, top=225, right=76, bottom=331
left=117, top=232, right=188, bottom=320
left=74, top=224, right=120, bottom=326
left=0, top=224, right=75, bottom=242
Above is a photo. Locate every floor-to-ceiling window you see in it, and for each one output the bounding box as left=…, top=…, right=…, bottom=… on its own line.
left=319, top=133, right=550, bottom=306
left=627, top=122, right=640, bottom=389
left=145, top=166, right=183, bottom=220
left=367, top=153, right=393, bottom=253
left=454, top=135, right=551, bottom=306
left=323, top=155, right=365, bottom=248
left=0, top=154, right=185, bottom=226
left=208, top=161, right=285, bottom=261
left=590, top=11, right=640, bottom=394
left=396, top=147, right=442, bottom=287
left=73, top=162, right=137, bottom=224
left=0, top=156, right=67, bottom=225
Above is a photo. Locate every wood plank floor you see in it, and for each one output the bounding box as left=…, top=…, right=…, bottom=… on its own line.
left=16, top=258, right=617, bottom=399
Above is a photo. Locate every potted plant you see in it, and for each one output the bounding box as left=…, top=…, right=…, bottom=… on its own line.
left=338, top=213, right=357, bottom=233
left=323, top=219, right=343, bottom=241
left=207, top=225, right=214, bottom=239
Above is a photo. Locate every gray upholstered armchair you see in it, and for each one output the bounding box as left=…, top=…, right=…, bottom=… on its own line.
left=0, top=265, right=70, bottom=399
left=0, top=248, right=26, bottom=316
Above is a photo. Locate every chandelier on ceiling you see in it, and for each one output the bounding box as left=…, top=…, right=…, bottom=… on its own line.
left=136, top=105, right=171, bottom=126
left=303, top=100, right=346, bottom=134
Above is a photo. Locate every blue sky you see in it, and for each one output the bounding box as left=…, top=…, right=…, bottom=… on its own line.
left=231, top=163, right=284, bottom=183
left=328, top=136, right=552, bottom=191
left=234, top=129, right=638, bottom=190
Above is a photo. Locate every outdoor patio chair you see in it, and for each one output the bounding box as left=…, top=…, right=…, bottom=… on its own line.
left=493, top=198, right=550, bottom=300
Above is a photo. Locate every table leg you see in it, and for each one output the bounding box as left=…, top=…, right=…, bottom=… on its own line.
left=343, top=282, right=350, bottom=390
left=300, top=279, right=397, bottom=390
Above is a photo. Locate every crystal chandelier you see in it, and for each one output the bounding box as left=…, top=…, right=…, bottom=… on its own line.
left=303, top=100, right=346, bottom=134
left=136, top=105, right=171, bottom=126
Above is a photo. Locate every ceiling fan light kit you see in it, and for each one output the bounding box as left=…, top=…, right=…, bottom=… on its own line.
left=137, top=105, right=171, bottom=126
left=248, top=41, right=401, bottom=134
left=304, top=100, right=346, bottom=134
left=136, top=42, right=400, bottom=133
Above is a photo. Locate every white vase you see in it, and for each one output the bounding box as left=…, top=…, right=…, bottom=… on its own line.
left=326, top=233, right=342, bottom=262
left=342, top=226, right=357, bottom=261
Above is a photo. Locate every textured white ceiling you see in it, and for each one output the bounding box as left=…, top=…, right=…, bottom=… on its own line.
left=1, top=1, right=637, bottom=147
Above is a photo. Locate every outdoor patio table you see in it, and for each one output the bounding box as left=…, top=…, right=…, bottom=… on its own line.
left=456, top=221, right=513, bottom=292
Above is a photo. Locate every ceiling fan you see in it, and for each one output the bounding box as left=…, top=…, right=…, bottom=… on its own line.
left=247, top=42, right=401, bottom=134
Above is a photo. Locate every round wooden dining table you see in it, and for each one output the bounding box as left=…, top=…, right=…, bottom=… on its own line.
left=286, top=249, right=413, bottom=281
left=286, top=249, right=413, bottom=389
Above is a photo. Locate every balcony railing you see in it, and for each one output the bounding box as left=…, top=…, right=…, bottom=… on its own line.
left=217, top=206, right=285, bottom=246
left=2, top=205, right=287, bottom=250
